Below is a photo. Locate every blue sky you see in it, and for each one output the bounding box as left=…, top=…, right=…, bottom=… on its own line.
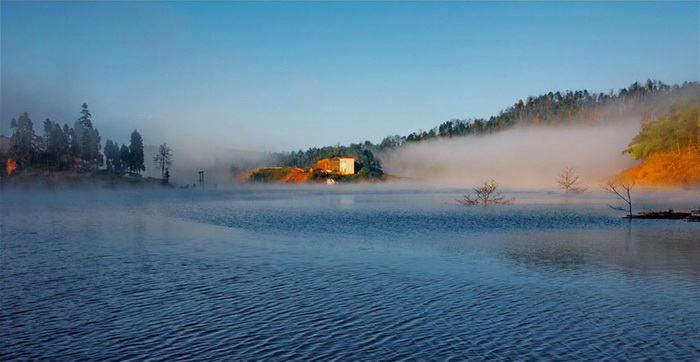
left=1, top=1, right=698, bottom=152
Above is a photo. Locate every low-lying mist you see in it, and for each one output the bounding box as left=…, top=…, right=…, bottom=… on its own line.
left=145, top=143, right=274, bottom=186
left=380, top=120, right=642, bottom=190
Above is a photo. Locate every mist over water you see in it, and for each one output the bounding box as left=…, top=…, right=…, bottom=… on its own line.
left=158, top=115, right=644, bottom=188
left=146, top=143, right=274, bottom=186
left=1, top=1, right=697, bottom=358
left=381, top=120, right=641, bottom=188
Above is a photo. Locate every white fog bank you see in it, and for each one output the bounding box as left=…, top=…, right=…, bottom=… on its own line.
left=380, top=121, right=641, bottom=189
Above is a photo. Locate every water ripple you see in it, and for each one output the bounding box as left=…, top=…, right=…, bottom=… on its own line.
left=1, top=189, right=699, bottom=361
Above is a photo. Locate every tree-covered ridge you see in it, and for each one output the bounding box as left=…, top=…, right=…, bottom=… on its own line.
left=623, top=101, right=699, bottom=159
left=377, top=80, right=698, bottom=148
left=2, top=103, right=149, bottom=176
left=275, top=80, right=698, bottom=170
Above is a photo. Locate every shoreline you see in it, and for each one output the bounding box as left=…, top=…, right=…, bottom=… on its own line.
left=0, top=169, right=170, bottom=189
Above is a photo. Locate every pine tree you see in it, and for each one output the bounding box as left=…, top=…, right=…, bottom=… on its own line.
left=129, top=130, right=145, bottom=174
left=104, top=139, right=119, bottom=171
left=41, top=119, right=65, bottom=170
left=69, top=123, right=80, bottom=162
left=119, top=144, right=130, bottom=173
left=43, top=119, right=53, bottom=152
left=9, top=113, right=39, bottom=169
left=78, top=103, right=93, bottom=168
left=51, top=123, right=67, bottom=169
left=76, top=103, right=103, bottom=169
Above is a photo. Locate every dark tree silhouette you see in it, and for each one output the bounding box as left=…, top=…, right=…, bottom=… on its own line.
left=76, top=103, right=103, bottom=169
left=104, top=139, right=120, bottom=171
left=602, top=180, right=635, bottom=217
left=129, top=130, right=145, bottom=174
left=41, top=118, right=69, bottom=170
left=119, top=144, right=130, bottom=172
left=9, top=113, right=39, bottom=169
left=153, top=143, right=173, bottom=179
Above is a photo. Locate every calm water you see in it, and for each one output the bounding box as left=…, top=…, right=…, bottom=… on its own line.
left=1, top=186, right=699, bottom=361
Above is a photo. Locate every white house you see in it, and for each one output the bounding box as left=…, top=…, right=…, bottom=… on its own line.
left=335, top=157, right=355, bottom=175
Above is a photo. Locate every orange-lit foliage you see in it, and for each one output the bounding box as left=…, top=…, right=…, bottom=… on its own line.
left=618, top=148, right=699, bottom=187
left=313, top=159, right=333, bottom=171
left=238, top=167, right=312, bottom=183
left=6, top=158, right=17, bottom=174
left=280, top=168, right=312, bottom=183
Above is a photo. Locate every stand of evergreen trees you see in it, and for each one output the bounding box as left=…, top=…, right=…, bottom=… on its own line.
left=2, top=103, right=146, bottom=176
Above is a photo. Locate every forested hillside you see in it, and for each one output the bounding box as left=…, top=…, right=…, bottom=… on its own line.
left=375, top=80, right=697, bottom=147
left=623, top=101, right=699, bottom=159
left=619, top=101, right=699, bottom=186
left=276, top=80, right=699, bottom=171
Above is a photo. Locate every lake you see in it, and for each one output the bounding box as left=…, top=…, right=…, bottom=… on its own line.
left=1, top=185, right=698, bottom=361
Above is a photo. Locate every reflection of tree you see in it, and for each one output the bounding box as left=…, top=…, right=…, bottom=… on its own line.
left=501, top=228, right=699, bottom=282
left=624, top=218, right=632, bottom=251
left=504, top=241, right=587, bottom=270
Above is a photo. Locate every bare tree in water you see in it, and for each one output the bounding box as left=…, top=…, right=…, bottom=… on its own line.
left=555, top=167, right=587, bottom=194
left=602, top=179, right=635, bottom=216
left=457, top=179, right=515, bottom=206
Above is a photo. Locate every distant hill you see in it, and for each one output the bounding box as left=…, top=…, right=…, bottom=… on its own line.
left=275, top=80, right=698, bottom=169
left=270, top=79, right=698, bottom=189
left=375, top=80, right=698, bottom=148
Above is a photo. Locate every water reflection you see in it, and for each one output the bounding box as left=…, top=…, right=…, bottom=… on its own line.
left=493, top=224, right=700, bottom=281
left=339, top=194, right=355, bottom=209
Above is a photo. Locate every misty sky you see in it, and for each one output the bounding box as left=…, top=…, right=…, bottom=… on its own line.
left=1, top=1, right=698, bottom=152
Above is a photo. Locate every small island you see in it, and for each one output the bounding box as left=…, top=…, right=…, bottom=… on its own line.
left=240, top=155, right=390, bottom=184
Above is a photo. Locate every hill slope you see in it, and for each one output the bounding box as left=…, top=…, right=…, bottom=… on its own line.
left=618, top=149, right=699, bottom=187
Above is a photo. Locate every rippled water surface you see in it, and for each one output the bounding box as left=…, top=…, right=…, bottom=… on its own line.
left=1, top=186, right=699, bottom=361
